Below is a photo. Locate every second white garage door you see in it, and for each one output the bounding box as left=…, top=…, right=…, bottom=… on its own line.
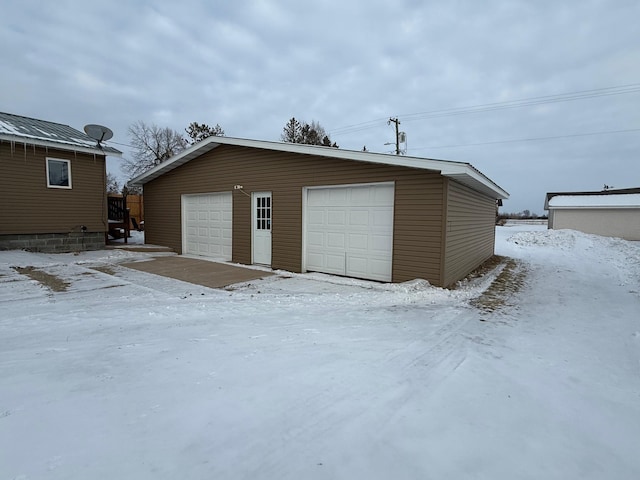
left=305, top=183, right=394, bottom=282
left=183, top=192, right=232, bottom=260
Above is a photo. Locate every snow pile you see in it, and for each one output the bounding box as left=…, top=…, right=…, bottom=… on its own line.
left=506, top=227, right=579, bottom=249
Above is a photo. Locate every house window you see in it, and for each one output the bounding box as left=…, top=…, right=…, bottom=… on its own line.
left=46, top=158, right=72, bottom=189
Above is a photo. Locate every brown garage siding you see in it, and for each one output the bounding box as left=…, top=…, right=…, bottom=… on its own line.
left=143, top=144, right=447, bottom=284
left=0, top=142, right=107, bottom=234
left=442, top=179, right=496, bottom=287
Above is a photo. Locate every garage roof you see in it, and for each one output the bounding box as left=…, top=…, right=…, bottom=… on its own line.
left=548, top=193, right=640, bottom=208
left=131, top=136, right=509, bottom=199
left=544, top=187, right=640, bottom=209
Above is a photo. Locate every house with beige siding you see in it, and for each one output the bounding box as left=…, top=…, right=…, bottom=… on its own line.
left=545, top=188, right=640, bottom=241
left=0, top=112, right=121, bottom=252
left=131, top=137, right=508, bottom=287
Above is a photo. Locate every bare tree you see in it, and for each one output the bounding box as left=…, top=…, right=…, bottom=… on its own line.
left=106, top=172, right=120, bottom=194
left=185, top=122, right=224, bottom=144
left=122, top=121, right=187, bottom=178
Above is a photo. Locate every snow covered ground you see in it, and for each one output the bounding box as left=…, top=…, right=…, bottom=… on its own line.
left=1, top=225, right=639, bottom=479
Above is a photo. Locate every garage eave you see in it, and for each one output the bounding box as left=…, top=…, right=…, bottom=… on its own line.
left=130, top=136, right=509, bottom=199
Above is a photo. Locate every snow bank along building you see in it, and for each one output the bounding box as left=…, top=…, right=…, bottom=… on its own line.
left=132, top=137, right=509, bottom=287
left=0, top=112, right=122, bottom=252
left=545, top=188, right=640, bottom=241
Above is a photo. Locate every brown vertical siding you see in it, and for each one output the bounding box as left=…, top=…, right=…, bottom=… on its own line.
left=0, top=141, right=107, bottom=234
left=143, top=144, right=447, bottom=284
left=442, top=179, right=496, bottom=287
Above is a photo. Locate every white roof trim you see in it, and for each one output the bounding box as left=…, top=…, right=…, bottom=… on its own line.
left=130, top=136, right=509, bottom=199
left=0, top=133, right=122, bottom=157
left=548, top=194, right=640, bottom=209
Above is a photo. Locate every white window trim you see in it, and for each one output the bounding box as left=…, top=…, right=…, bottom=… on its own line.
left=46, top=158, right=72, bottom=189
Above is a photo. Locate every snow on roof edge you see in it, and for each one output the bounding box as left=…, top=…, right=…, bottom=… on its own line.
left=548, top=194, right=640, bottom=208
left=0, top=133, right=122, bottom=156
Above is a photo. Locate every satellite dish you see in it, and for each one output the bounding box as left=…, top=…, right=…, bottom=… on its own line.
left=84, top=124, right=114, bottom=145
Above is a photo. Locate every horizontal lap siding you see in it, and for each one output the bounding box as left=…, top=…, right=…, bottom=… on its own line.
left=443, top=180, right=496, bottom=287
left=392, top=175, right=443, bottom=283
left=552, top=209, right=640, bottom=241
left=144, top=145, right=445, bottom=284
left=0, top=142, right=106, bottom=234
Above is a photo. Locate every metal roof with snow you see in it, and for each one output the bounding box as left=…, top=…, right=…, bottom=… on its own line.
left=544, top=187, right=640, bottom=210
left=0, top=111, right=122, bottom=156
left=548, top=193, right=640, bottom=208
left=131, top=136, right=509, bottom=199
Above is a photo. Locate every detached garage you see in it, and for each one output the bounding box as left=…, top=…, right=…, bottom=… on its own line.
left=545, top=188, right=640, bottom=241
left=132, top=137, right=509, bottom=287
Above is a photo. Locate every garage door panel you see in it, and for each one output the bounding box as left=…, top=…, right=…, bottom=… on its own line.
left=327, top=210, right=346, bottom=225
left=349, top=210, right=369, bottom=226
left=183, top=192, right=232, bottom=261
left=326, top=254, right=347, bottom=273
left=347, top=256, right=368, bottom=276
left=374, top=187, right=395, bottom=204
left=369, top=258, right=392, bottom=281
left=327, top=189, right=348, bottom=205
left=350, top=188, right=371, bottom=205
left=307, top=231, right=325, bottom=248
left=305, top=184, right=394, bottom=282
left=327, top=233, right=346, bottom=248
left=306, top=252, right=325, bottom=270
left=348, top=233, right=368, bottom=250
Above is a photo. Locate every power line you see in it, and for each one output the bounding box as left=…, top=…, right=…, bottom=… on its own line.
left=329, top=83, right=640, bottom=136
left=407, top=128, right=640, bottom=151
left=106, top=139, right=134, bottom=148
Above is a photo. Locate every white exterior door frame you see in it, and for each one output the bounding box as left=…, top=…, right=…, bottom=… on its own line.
left=252, top=191, right=272, bottom=265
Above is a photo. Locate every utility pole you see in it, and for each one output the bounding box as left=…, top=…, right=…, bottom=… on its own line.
left=388, top=117, right=401, bottom=155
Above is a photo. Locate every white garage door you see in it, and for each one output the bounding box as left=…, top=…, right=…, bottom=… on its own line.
left=183, top=192, right=232, bottom=260
left=305, top=183, right=394, bottom=282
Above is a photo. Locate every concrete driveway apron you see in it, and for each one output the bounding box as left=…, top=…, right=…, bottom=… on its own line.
left=121, top=256, right=273, bottom=288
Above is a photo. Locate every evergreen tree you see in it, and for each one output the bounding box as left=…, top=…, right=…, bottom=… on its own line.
left=281, top=117, right=303, bottom=143
left=185, top=122, right=224, bottom=144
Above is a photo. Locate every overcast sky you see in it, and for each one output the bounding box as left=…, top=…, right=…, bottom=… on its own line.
left=2, top=0, right=639, bottom=214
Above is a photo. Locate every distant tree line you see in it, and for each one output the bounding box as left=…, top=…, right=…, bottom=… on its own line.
left=280, top=117, right=338, bottom=147
left=497, top=210, right=547, bottom=221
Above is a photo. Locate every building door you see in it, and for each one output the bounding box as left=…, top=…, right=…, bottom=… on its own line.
left=304, top=183, right=394, bottom=282
left=182, top=192, right=232, bottom=260
left=252, top=192, right=272, bottom=265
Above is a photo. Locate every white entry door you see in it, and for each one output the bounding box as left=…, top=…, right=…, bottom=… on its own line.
left=183, top=192, right=232, bottom=260
left=252, top=192, right=272, bottom=265
left=305, top=183, right=394, bottom=282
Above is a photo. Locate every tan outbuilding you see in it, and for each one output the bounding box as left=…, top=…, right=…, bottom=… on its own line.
left=545, top=188, right=640, bottom=241
left=132, top=137, right=508, bottom=287
left=0, top=112, right=122, bottom=252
